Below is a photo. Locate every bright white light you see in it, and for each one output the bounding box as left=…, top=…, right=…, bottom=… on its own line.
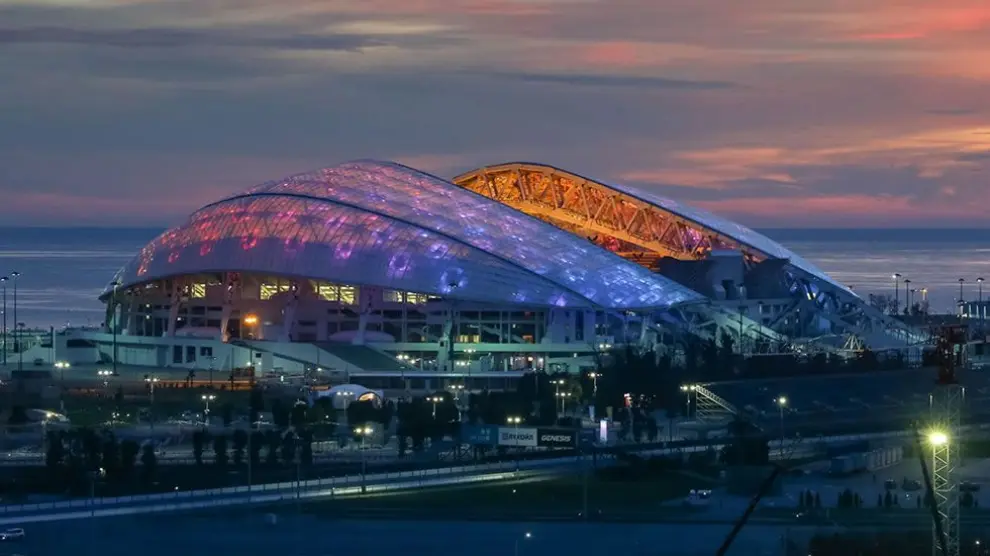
left=929, top=431, right=948, bottom=446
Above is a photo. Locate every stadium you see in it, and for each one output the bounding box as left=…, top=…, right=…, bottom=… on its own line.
left=60, top=160, right=922, bottom=396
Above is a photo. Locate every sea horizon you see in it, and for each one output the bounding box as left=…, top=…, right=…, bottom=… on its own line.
left=0, top=226, right=987, bottom=329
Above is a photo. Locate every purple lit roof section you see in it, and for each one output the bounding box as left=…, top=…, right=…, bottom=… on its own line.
left=226, top=160, right=702, bottom=309
left=109, top=195, right=591, bottom=307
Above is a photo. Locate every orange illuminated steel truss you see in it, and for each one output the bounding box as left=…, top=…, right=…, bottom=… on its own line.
left=452, top=163, right=762, bottom=270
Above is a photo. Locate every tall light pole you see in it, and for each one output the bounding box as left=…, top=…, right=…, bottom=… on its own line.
left=959, top=278, right=965, bottom=315
left=775, top=396, right=787, bottom=457
left=202, top=393, right=216, bottom=417
left=144, top=374, right=159, bottom=429
left=354, top=425, right=373, bottom=493
left=893, top=273, right=901, bottom=315
left=680, top=384, right=697, bottom=418
left=11, top=271, right=20, bottom=371
left=556, top=391, right=571, bottom=414
left=111, top=279, right=120, bottom=377
left=978, top=278, right=985, bottom=333
left=428, top=395, right=442, bottom=418
left=588, top=372, right=600, bottom=398
left=0, top=275, right=6, bottom=366
left=903, top=278, right=911, bottom=315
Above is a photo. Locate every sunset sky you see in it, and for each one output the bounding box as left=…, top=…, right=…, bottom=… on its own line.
left=2, top=0, right=989, bottom=227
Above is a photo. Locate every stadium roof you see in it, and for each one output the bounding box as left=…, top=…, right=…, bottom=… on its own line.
left=453, top=162, right=851, bottom=296
left=108, top=160, right=702, bottom=310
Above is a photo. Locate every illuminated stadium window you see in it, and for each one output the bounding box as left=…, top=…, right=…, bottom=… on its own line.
left=456, top=335, right=480, bottom=343
left=339, top=285, right=357, bottom=305
left=261, top=282, right=292, bottom=300
left=190, top=283, right=206, bottom=298
left=260, top=283, right=277, bottom=300
left=383, top=290, right=403, bottom=303
left=406, top=293, right=429, bottom=305
left=316, top=284, right=339, bottom=302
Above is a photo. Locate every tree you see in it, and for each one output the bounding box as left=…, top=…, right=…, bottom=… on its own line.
left=140, top=444, right=157, bottom=486
left=231, top=429, right=248, bottom=467
left=271, top=399, right=290, bottom=429
left=101, top=433, right=120, bottom=478
left=281, top=431, right=296, bottom=465
left=45, top=431, right=65, bottom=471
left=265, top=430, right=280, bottom=466
left=290, top=400, right=309, bottom=429
left=192, top=430, right=207, bottom=465
left=8, top=406, right=28, bottom=428
left=249, top=431, right=264, bottom=468
left=298, top=428, right=313, bottom=467
left=213, top=435, right=228, bottom=468
left=221, top=403, right=233, bottom=428
left=877, top=493, right=884, bottom=507
left=119, top=440, right=139, bottom=479
left=248, top=387, right=265, bottom=426
left=884, top=490, right=893, bottom=509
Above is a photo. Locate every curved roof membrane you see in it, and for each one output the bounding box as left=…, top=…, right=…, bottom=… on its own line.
left=111, top=160, right=702, bottom=310
left=453, top=162, right=850, bottom=296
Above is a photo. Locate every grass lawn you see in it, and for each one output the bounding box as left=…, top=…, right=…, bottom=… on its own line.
left=294, top=472, right=716, bottom=516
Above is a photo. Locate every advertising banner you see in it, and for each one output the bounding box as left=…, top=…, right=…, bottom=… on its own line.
left=463, top=425, right=499, bottom=446
left=498, top=427, right=538, bottom=447
left=537, top=428, right=577, bottom=448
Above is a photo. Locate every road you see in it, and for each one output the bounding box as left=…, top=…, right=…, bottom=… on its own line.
left=0, top=515, right=838, bottom=556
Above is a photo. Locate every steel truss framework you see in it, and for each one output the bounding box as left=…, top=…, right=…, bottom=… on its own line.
left=930, top=384, right=963, bottom=556
left=453, top=163, right=924, bottom=351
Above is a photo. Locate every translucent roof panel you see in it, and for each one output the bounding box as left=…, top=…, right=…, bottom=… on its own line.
left=473, top=162, right=850, bottom=296
left=109, top=195, right=595, bottom=308
left=213, top=160, right=702, bottom=309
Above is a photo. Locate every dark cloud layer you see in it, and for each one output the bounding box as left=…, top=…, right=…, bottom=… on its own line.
left=0, top=0, right=989, bottom=227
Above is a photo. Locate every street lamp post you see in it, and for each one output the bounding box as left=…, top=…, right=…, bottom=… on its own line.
left=959, top=278, right=966, bottom=314
left=680, top=384, right=697, bottom=418
left=556, top=391, right=571, bottom=414
left=354, top=425, right=373, bottom=492
left=979, top=278, right=985, bottom=333
left=202, top=393, right=216, bottom=418
left=903, top=279, right=911, bottom=315
left=775, top=396, right=787, bottom=457
left=55, top=361, right=70, bottom=408
left=0, top=275, right=6, bottom=366
left=11, top=271, right=20, bottom=371
left=429, top=395, right=442, bottom=418
left=144, top=374, right=159, bottom=428
left=506, top=416, right=522, bottom=470
left=893, top=273, right=901, bottom=315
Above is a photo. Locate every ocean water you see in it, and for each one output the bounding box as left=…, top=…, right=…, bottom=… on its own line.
left=0, top=227, right=987, bottom=328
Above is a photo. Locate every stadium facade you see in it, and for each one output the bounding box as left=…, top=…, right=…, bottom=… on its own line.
left=60, top=160, right=919, bottom=390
